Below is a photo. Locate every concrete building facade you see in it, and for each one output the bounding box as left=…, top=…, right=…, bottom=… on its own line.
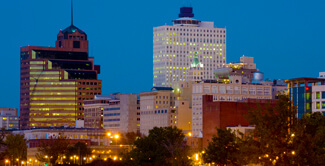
left=0, top=108, right=19, bottom=130
left=153, top=6, right=226, bottom=87
left=202, top=95, right=276, bottom=147
left=139, top=87, right=176, bottom=135
left=84, top=94, right=140, bottom=134
left=191, top=77, right=273, bottom=137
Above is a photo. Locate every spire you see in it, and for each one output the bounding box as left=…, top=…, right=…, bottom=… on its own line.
left=191, top=52, right=203, bottom=68
left=71, top=0, right=73, bottom=25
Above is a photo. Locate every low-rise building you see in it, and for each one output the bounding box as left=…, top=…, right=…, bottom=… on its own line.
left=286, top=77, right=325, bottom=118
left=0, top=108, right=19, bottom=130
left=202, top=95, right=276, bottom=148
left=139, top=87, right=176, bottom=136
left=190, top=76, right=273, bottom=137
left=12, top=127, right=112, bottom=164
left=83, top=94, right=140, bottom=134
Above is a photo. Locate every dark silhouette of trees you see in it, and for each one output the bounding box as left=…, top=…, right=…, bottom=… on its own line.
left=36, top=134, right=70, bottom=166
left=4, top=133, right=27, bottom=165
left=122, top=126, right=191, bottom=166
left=203, top=94, right=325, bottom=166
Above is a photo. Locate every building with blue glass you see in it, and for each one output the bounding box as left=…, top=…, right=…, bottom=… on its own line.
left=286, top=77, right=325, bottom=118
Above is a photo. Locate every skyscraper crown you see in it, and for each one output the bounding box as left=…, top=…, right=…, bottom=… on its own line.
left=179, top=7, right=194, bottom=18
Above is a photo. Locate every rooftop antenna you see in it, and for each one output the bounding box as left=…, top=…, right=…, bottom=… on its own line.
left=71, top=0, right=73, bottom=25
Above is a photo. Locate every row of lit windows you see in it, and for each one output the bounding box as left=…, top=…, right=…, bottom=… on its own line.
left=30, top=103, right=77, bottom=106
left=30, top=97, right=76, bottom=100
left=165, top=28, right=225, bottom=33
left=30, top=87, right=77, bottom=90
left=31, top=92, right=76, bottom=95
left=30, top=66, right=44, bottom=69
left=30, top=118, right=75, bottom=121
left=30, top=82, right=76, bottom=85
left=30, top=77, right=59, bottom=80
left=30, top=71, right=59, bottom=75
left=29, top=113, right=76, bottom=116
left=30, top=61, right=45, bottom=64
left=30, top=108, right=76, bottom=111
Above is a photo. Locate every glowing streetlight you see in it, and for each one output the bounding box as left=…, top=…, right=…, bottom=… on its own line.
left=107, top=132, right=112, bottom=136
left=292, top=151, right=295, bottom=155
left=188, top=132, right=192, bottom=137
left=114, top=134, right=119, bottom=145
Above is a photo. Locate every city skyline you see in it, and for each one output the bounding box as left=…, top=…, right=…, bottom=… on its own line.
left=1, top=0, right=325, bottom=110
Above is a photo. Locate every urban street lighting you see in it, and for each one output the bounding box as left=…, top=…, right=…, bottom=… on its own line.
left=114, top=134, right=119, bottom=145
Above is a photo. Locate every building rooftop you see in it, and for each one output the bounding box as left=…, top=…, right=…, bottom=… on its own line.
left=62, top=24, right=86, bottom=35
left=151, top=87, right=174, bottom=91
left=285, top=77, right=325, bottom=83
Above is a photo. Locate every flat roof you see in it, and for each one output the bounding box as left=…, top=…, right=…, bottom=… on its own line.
left=285, top=77, right=325, bottom=83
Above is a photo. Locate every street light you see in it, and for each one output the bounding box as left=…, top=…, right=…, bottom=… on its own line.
left=188, top=132, right=192, bottom=137
left=114, top=134, right=119, bottom=145
left=5, top=159, right=9, bottom=166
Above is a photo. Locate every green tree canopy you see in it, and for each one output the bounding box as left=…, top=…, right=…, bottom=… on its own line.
left=123, top=126, right=191, bottom=166
left=292, top=112, right=325, bottom=165
left=203, top=94, right=325, bottom=166
left=35, top=134, right=70, bottom=165
left=203, top=128, right=242, bottom=166
left=64, top=142, right=91, bottom=165
left=4, top=133, right=27, bottom=164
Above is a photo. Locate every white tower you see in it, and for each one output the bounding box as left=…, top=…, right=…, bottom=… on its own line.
left=153, top=6, right=226, bottom=87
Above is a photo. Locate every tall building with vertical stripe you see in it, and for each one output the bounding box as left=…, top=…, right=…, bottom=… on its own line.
left=153, top=6, right=226, bottom=87
left=20, top=5, right=101, bottom=129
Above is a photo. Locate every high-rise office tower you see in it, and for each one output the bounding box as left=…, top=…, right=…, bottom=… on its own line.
left=20, top=3, right=101, bottom=129
left=153, top=6, right=226, bottom=87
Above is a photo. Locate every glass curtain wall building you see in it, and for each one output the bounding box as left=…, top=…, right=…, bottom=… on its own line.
left=20, top=22, right=101, bottom=129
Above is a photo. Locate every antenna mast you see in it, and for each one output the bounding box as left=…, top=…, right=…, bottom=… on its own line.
left=71, top=0, right=73, bottom=25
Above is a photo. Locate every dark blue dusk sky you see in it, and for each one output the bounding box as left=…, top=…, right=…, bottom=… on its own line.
left=1, top=0, right=324, bottom=110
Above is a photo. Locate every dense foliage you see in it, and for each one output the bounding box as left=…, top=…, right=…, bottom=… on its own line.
left=36, top=135, right=70, bottom=165
left=203, top=94, right=325, bottom=166
left=122, top=126, right=191, bottom=166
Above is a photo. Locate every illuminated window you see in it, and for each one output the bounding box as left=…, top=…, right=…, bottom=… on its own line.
left=316, top=102, right=320, bottom=109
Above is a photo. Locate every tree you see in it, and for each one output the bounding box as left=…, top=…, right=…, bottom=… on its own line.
left=203, top=128, right=242, bottom=166
left=292, top=112, right=325, bottom=165
left=4, top=133, right=27, bottom=165
left=124, top=132, right=142, bottom=145
left=64, top=142, right=91, bottom=165
left=0, top=127, right=8, bottom=159
left=244, top=94, right=297, bottom=165
left=202, top=94, right=325, bottom=166
left=123, top=126, right=191, bottom=166
left=35, top=134, right=70, bottom=166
